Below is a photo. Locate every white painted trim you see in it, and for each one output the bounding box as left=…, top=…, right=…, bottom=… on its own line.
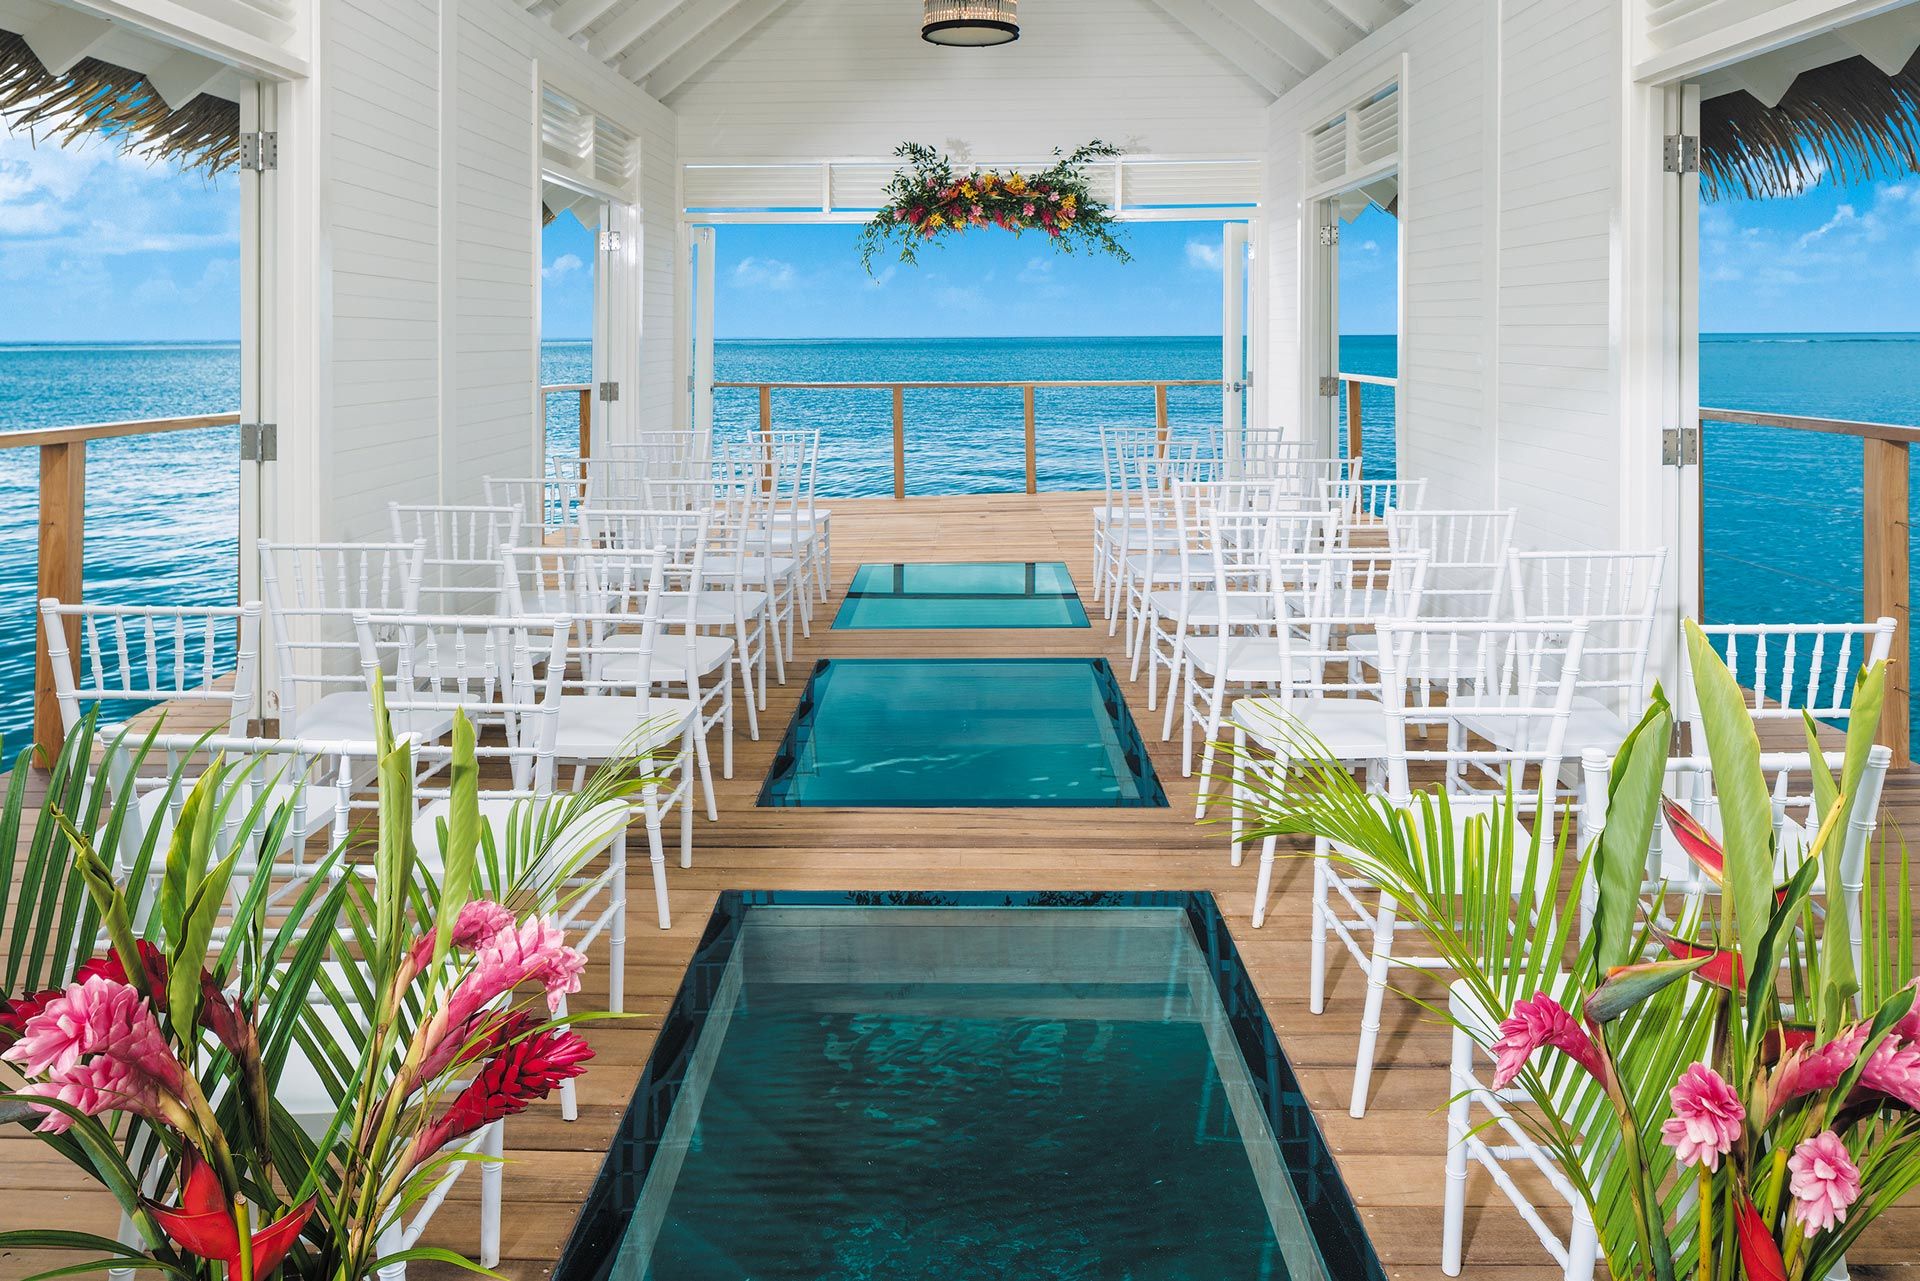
left=64, top=0, right=306, bottom=80
left=1633, top=0, right=1918, bottom=85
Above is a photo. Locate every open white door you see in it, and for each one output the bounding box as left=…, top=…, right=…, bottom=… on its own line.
left=690, top=225, right=716, bottom=451
left=237, top=81, right=276, bottom=728
left=1222, top=223, right=1249, bottom=458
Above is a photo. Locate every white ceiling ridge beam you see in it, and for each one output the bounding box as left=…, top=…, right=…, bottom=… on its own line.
left=549, top=0, right=624, bottom=39
left=638, top=0, right=787, bottom=99
left=586, top=0, right=681, bottom=62
left=1139, top=0, right=1298, bottom=96
left=1320, top=0, right=1402, bottom=36
left=1726, top=50, right=1803, bottom=107
left=22, top=9, right=116, bottom=76
left=1834, top=10, right=1920, bottom=76
left=1251, top=0, right=1364, bottom=61
left=144, top=47, right=225, bottom=109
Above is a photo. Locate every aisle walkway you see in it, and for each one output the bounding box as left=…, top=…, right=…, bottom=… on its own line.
left=4, top=491, right=1918, bottom=1281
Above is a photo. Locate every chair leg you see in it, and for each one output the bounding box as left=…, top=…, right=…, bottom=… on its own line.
left=1566, top=1206, right=1600, bottom=1281
left=1350, top=892, right=1399, bottom=1118
left=721, top=686, right=735, bottom=780
left=678, top=742, right=695, bottom=869
left=642, top=787, right=671, bottom=930
left=1252, top=833, right=1279, bottom=928
left=692, top=705, right=718, bottom=822
left=1228, top=724, right=1246, bottom=867
left=479, top=1119, right=504, bottom=1268
left=609, top=829, right=628, bottom=1011
left=1194, top=699, right=1223, bottom=819
left=1442, top=1026, right=1472, bottom=1275
left=556, top=992, right=579, bottom=1122
left=376, top=1219, right=408, bottom=1281
left=738, top=655, right=761, bottom=739
left=1309, top=846, right=1329, bottom=1013
left=1133, top=607, right=1154, bottom=685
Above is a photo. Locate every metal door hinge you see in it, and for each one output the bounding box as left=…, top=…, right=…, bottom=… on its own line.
left=598, top=381, right=620, bottom=403
left=239, top=131, right=278, bottom=172
left=240, top=422, right=278, bottom=462
left=1662, top=425, right=1700, bottom=466
left=1318, top=224, right=1339, bottom=247
left=1663, top=134, right=1700, bottom=174
left=246, top=717, right=282, bottom=738
left=599, top=229, right=622, bottom=253
left=1317, top=375, right=1340, bottom=397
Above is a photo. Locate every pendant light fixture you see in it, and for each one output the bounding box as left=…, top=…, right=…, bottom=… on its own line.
left=921, top=0, right=1019, bottom=47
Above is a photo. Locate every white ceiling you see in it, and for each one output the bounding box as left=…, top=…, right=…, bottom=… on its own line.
left=517, top=0, right=1420, bottom=103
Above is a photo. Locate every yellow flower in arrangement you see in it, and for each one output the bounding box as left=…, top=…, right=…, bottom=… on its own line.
left=1007, top=173, right=1027, bottom=194
left=1062, top=194, right=1078, bottom=212
left=928, top=212, right=946, bottom=229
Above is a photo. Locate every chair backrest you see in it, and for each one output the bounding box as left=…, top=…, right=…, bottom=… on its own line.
left=574, top=457, right=653, bottom=510
left=484, top=476, right=573, bottom=547
left=499, top=545, right=671, bottom=698
left=1387, top=509, right=1517, bottom=622
left=1685, top=618, right=1896, bottom=733
left=40, top=598, right=261, bottom=739
left=1508, top=549, right=1665, bottom=714
left=1318, top=476, right=1427, bottom=523
left=388, top=503, right=521, bottom=617
left=1263, top=547, right=1430, bottom=704
left=1200, top=508, right=1339, bottom=630
left=357, top=611, right=567, bottom=795
left=1375, top=618, right=1588, bottom=811
left=258, top=541, right=425, bottom=725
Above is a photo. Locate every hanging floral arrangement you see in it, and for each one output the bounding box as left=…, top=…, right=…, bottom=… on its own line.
left=859, top=140, right=1132, bottom=273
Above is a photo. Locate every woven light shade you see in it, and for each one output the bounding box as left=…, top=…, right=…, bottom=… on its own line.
left=922, top=0, right=1018, bottom=47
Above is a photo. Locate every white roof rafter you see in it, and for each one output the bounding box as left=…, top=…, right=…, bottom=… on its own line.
left=638, top=0, right=791, bottom=100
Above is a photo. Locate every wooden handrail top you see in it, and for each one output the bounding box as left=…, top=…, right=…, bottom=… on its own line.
left=0, top=412, right=240, bottom=450
left=1337, top=372, right=1398, bottom=387
left=712, top=379, right=1222, bottom=390
left=1700, top=406, right=1920, bottom=443
left=542, top=382, right=593, bottom=393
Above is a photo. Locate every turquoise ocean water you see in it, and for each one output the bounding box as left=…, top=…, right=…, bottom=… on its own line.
left=0, top=334, right=1910, bottom=746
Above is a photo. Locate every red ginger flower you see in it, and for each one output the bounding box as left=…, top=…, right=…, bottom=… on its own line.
left=412, top=1027, right=593, bottom=1163
left=1489, top=992, right=1606, bottom=1089
left=146, top=1149, right=315, bottom=1278
left=1768, top=1025, right=1870, bottom=1120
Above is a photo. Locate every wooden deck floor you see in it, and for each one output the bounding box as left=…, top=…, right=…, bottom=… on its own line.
left=4, top=490, right=1918, bottom=1280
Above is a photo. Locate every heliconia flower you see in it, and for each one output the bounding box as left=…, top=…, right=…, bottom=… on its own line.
left=1661, top=796, right=1726, bottom=884
left=1488, top=992, right=1607, bottom=1089
left=1788, top=1131, right=1862, bottom=1236
left=1857, top=1033, right=1920, bottom=1110
left=1648, top=923, right=1744, bottom=990
left=411, top=1028, right=593, bottom=1163
left=146, top=1150, right=315, bottom=1278
left=1735, top=1198, right=1788, bottom=1281
left=1767, top=1024, right=1870, bottom=1120
left=2, top=975, right=177, bottom=1081
left=1660, top=1063, right=1746, bottom=1170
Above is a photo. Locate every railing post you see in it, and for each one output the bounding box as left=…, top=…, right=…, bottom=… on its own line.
left=34, top=441, right=83, bottom=762
left=758, top=384, right=774, bottom=494
left=577, top=387, right=592, bottom=463
left=1023, top=385, right=1037, bottom=495
left=1154, top=383, right=1169, bottom=458
left=1346, top=379, right=1363, bottom=459
left=1864, top=437, right=1911, bottom=766
left=892, top=385, right=906, bottom=500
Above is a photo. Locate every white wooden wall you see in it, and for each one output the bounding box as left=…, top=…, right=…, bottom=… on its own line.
left=669, top=0, right=1272, bottom=161
left=1265, top=0, right=1648, bottom=555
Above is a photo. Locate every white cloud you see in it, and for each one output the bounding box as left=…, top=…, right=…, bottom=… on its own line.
left=1796, top=204, right=1858, bottom=249
left=542, top=252, right=584, bottom=282
left=1185, top=239, right=1222, bottom=272
left=732, top=255, right=796, bottom=290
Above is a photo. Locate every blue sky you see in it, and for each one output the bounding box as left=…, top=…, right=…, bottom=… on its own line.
left=7, top=118, right=1920, bottom=342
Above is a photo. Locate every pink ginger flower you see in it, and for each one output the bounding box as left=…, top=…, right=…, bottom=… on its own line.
left=1489, top=992, right=1606, bottom=1089
left=21, top=1054, right=169, bottom=1134
left=1661, top=1063, right=1746, bottom=1170
left=1857, top=1033, right=1920, bottom=1110
left=1889, top=980, right=1920, bottom=1043
left=1022, top=202, right=1036, bottom=217
left=410, top=899, right=521, bottom=971
left=1788, top=1131, right=1862, bottom=1236
left=447, top=916, right=586, bottom=1027
left=1768, top=1025, right=1870, bottom=1120
left=1, top=976, right=183, bottom=1133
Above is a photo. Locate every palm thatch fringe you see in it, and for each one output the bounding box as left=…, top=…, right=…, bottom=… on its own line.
left=0, top=29, right=238, bottom=175
left=1703, top=51, right=1920, bottom=201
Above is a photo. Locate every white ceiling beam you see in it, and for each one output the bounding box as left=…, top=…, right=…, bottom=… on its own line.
left=1196, top=0, right=1328, bottom=76
left=1835, top=9, right=1920, bottom=76
left=22, top=9, right=116, bottom=76
left=638, top=0, right=788, bottom=98
left=1252, top=0, right=1364, bottom=61
left=1320, top=0, right=1402, bottom=35
left=549, top=0, right=623, bottom=38
left=144, top=47, right=225, bottom=107
left=1724, top=51, right=1802, bottom=107
left=1139, top=0, right=1298, bottom=95
left=586, top=0, right=681, bottom=62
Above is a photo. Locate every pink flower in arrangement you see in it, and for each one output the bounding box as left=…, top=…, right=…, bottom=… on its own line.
left=449, top=916, right=586, bottom=1024
left=1788, top=1131, right=1862, bottom=1236
left=408, top=898, right=523, bottom=971
left=0, top=976, right=184, bottom=1133
left=23, top=1054, right=169, bottom=1134
left=1768, top=1024, right=1870, bottom=1120
left=1488, top=992, right=1606, bottom=1089
left=1661, top=1063, right=1746, bottom=1170
left=1022, top=202, right=1036, bottom=217
left=411, top=1026, right=594, bottom=1164
left=1858, top=1033, right=1920, bottom=1110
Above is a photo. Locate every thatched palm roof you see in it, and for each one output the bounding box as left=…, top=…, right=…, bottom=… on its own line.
left=0, top=28, right=238, bottom=174
left=1702, top=50, right=1920, bottom=201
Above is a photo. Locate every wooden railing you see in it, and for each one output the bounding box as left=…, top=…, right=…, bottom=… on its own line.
left=1337, top=371, right=1397, bottom=458
left=2, top=413, right=242, bottom=758
left=1698, top=406, right=1916, bottom=766
left=711, top=379, right=1222, bottom=500
left=541, top=382, right=593, bottom=465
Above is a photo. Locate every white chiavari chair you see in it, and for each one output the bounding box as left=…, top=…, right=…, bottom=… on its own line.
left=1116, top=451, right=1216, bottom=647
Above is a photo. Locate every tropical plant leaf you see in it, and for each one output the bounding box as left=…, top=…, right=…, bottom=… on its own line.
left=1585, top=956, right=1709, bottom=1024
left=1595, top=691, right=1672, bottom=971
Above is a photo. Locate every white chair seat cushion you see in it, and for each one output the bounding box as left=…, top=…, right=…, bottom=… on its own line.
left=1234, top=697, right=1393, bottom=759
left=1181, top=638, right=1318, bottom=683
left=1449, top=695, right=1631, bottom=758
left=292, top=691, right=454, bottom=744
left=554, top=695, right=696, bottom=761
left=1124, top=552, right=1215, bottom=579
left=409, top=794, right=631, bottom=877
left=598, top=632, right=735, bottom=681
left=693, top=589, right=768, bottom=624
left=1148, top=589, right=1274, bottom=624
left=705, top=554, right=796, bottom=580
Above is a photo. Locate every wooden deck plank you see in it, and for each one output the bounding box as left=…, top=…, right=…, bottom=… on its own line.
left=2, top=490, right=1916, bottom=1281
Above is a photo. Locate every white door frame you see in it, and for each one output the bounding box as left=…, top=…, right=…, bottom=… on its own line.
left=1222, top=222, right=1249, bottom=457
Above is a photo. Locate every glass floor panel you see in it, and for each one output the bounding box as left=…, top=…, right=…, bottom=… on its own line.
left=554, top=893, right=1386, bottom=1281
left=759, top=658, right=1166, bottom=808
left=833, top=561, right=1089, bottom=629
